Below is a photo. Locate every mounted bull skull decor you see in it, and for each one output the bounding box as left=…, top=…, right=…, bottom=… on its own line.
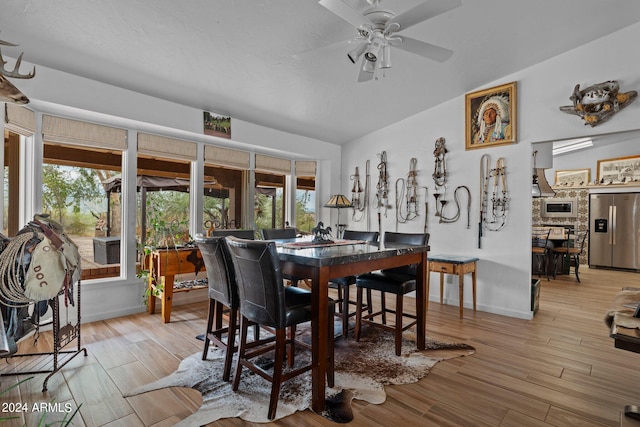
left=559, top=80, right=637, bottom=127
left=0, top=32, right=35, bottom=105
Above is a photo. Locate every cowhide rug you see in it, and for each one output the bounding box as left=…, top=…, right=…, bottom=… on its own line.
left=124, top=324, right=474, bottom=426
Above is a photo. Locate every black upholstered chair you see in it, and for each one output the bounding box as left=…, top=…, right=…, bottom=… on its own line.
left=194, top=235, right=239, bottom=381
left=355, top=231, right=429, bottom=356
left=329, top=229, right=379, bottom=338
left=260, top=228, right=304, bottom=286
left=225, top=236, right=335, bottom=420
left=212, top=229, right=256, bottom=240
left=260, top=228, right=297, bottom=240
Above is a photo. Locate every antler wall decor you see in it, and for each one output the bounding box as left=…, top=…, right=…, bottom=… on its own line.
left=559, top=80, right=637, bottom=127
left=0, top=32, right=36, bottom=105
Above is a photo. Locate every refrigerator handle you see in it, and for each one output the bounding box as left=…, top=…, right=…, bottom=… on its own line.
left=609, top=205, right=613, bottom=245
left=612, top=205, right=617, bottom=245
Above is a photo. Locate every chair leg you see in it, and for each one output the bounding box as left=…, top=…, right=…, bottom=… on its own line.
left=366, top=289, right=373, bottom=315
left=574, top=254, right=581, bottom=283
left=222, top=307, right=237, bottom=382
left=354, top=287, right=363, bottom=342
left=341, top=285, right=349, bottom=338
left=552, top=253, right=559, bottom=280
left=287, top=325, right=296, bottom=367
left=395, top=293, right=403, bottom=356
left=327, top=306, right=335, bottom=388
left=380, top=291, right=387, bottom=324
left=202, top=299, right=215, bottom=360
left=232, top=316, right=250, bottom=392
left=268, top=329, right=287, bottom=420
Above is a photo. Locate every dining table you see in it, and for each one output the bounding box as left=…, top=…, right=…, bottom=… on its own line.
left=275, top=237, right=429, bottom=413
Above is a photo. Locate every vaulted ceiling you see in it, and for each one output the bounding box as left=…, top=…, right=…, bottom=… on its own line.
left=2, top=0, right=640, bottom=144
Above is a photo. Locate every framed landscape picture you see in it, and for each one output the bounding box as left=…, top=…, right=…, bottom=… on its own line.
left=465, top=81, right=517, bottom=150
left=597, top=154, right=640, bottom=183
left=554, top=169, right=590, bottom=187
left=203, top=111, right=231, bottom=139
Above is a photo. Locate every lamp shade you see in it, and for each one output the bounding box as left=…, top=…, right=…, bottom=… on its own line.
left=324, top=194, right=352, bottom=208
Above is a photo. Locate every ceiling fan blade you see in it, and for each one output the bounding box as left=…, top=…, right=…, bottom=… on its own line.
left=357, top=58, right=374, bottom=82
left=385, top=0, right=462, bottom=33
left=319, top=0, right=373, bottom=30
left=393, top=36, right=453, bottom=62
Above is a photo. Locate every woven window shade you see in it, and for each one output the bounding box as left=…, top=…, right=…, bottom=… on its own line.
left=138, top=132, right=196, bottom=161
left=42, top=114, right=127, bottom=150
left=204, top=145, right=250, bottom=169
left=4, top=104, right=36, bottom=136
left=255, top=154, right=291, bottom=175
left=295, top=160, right=316, bottom=177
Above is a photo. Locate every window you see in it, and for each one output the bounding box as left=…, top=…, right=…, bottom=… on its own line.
left=42, top=143, right=123, bottom=279
left=295, top=160, right=316, bottom=234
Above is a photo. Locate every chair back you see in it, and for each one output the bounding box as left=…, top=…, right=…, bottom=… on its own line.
left=225, top=236, right=287, bottom=328
left=212, top=229, right=255, bottom=240
left=570, top=230, right=589, bottom=252
left=261, top=228, right=296, bottom=240
left=382, top=232, right=429, bottom=276
left=194, top=235, right=238, bottom=308
left=343, top=230, right=379, bottom=243
left=532, top=227, right=551, bottom=249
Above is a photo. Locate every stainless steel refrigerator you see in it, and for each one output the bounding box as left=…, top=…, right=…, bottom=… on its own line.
left=589, top=192, right=640, bottom=270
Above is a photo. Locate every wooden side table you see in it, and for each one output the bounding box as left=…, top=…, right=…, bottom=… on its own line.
left=146, top=247, right=206, bottom=323
left=427, top=254, right=479, bottom=319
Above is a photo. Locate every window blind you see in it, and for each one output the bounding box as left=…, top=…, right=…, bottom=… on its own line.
left=255, top=154, right=291, bottom=175
left=204, top=145, right=250, bottom=169
left=4, top=104, right=36, bottom=136
left=295, top=160, right=316, bottom=177
left=138, top=132, right=196, bottom=161
left=42, top=114, right=127, bottom=150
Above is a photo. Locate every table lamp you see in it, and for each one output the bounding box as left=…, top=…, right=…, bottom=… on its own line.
left=324, top=194, right=352, bottom=238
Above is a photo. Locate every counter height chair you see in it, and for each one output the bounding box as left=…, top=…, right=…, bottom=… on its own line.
left=552, top=229, right=588, bottom=282
left=329, top=230, right=379, bottom=338
left=532, top=228, right=552, bottom=281
left=225, top=236, right=335, bottom=420
left=212, top=229, right=256, bottom=240
left=260, top=228, right=304, bottom=287
left=194, top=235, right=240, bottom=381
left=354, top=231, right=429, bottom=356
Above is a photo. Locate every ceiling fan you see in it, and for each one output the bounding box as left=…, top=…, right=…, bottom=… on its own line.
left=319, top=0, right=462, bottom=82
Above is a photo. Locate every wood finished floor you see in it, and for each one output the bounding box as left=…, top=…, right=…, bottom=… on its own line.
left=3, top=267, right=640, bottom=426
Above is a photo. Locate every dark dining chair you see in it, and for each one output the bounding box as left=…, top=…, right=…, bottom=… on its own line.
left=552, top=229, right=588, bottom=282
left=354, top=231, right=429, bottom=356
left=212, top=229, right=256, bottom=240
left=225, top=236, right=335, bottom=420
left=194, top=235, right=240, bottom=381
left=329, top=229, right=379, bottom=338
left=260, top=228, right=297, bottom=240
left=260, top=228, right=304, bottom=286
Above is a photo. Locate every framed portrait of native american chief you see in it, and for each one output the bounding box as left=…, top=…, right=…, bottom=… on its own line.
left=465, top=81, right=517, bottom=150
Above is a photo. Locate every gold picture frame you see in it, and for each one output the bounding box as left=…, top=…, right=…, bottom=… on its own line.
left=465, top=81, right=517, bottom=150
left=597, top=154, right=640, bottom=183
left=554, top=169, right=590, bottom=187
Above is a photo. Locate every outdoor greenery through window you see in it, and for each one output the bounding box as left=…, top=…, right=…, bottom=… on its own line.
left=42, top=143, right=123, bottom=279
left=296, top=176, right=316, bottom=235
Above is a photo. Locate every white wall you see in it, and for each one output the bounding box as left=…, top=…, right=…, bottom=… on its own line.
left=342, top=21, right=640, bottom=319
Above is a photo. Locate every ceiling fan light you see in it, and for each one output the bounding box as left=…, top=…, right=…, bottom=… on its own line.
left=362, top=58, right=376, bottom=73
left=347, top=42, right=368, bottom=64
left=379, top=44, right=391, bottom=69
